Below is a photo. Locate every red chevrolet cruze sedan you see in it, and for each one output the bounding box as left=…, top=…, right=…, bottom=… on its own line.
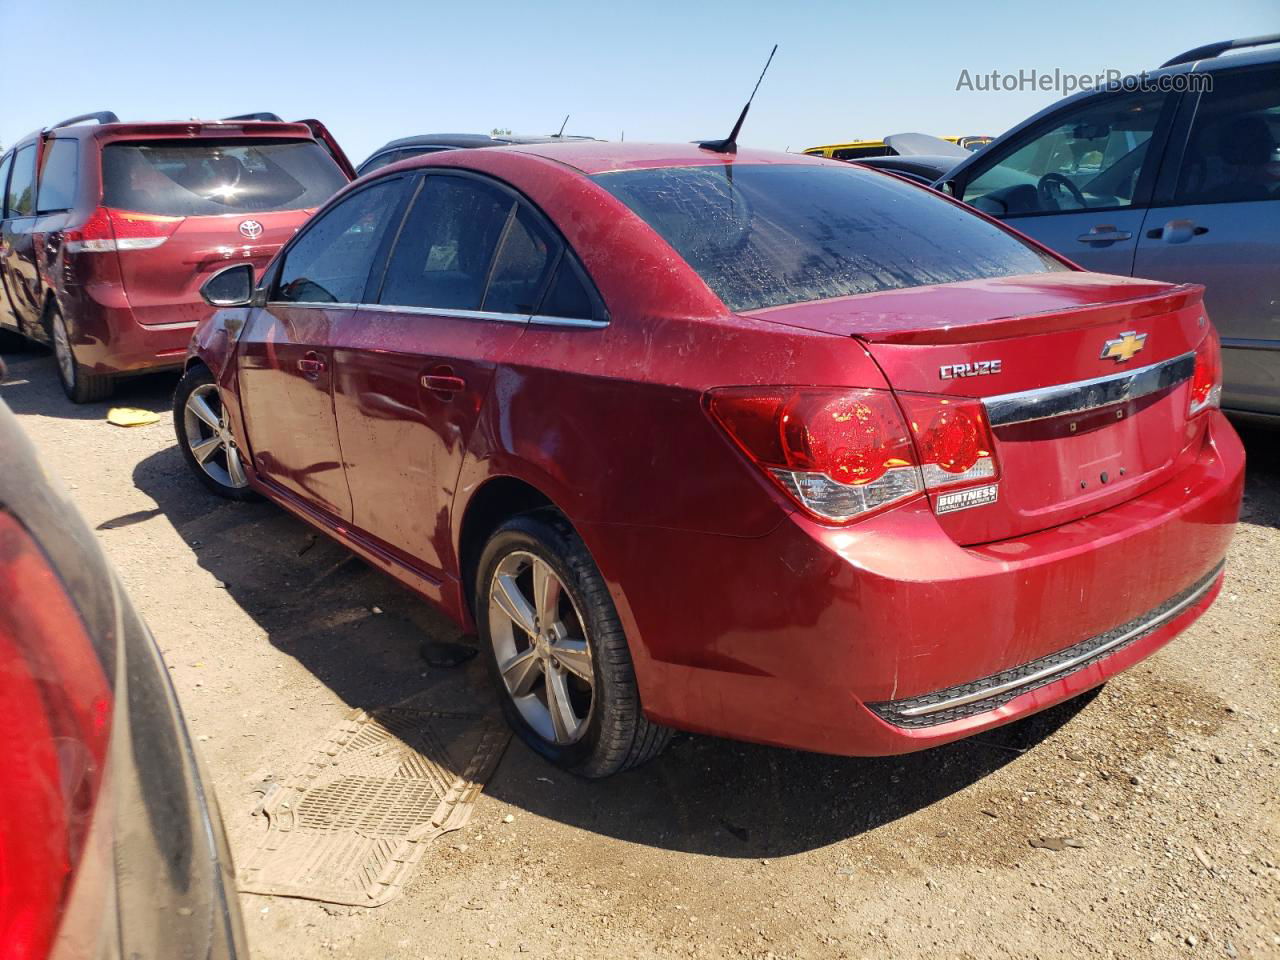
left=174, top=142, right=1243, bottom=778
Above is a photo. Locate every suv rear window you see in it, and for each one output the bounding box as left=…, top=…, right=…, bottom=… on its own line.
left=594, top=164, right=1067, bottom=312
left=102, top=138, right=346, bottom=216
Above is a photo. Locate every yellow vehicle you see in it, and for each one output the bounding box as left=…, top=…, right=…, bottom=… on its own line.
left=804, top=135, right=991, bottom=160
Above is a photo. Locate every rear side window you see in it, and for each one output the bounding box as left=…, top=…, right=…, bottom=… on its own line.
left=275, top=180, right=404, bottom=304
left=37, top=140, right=78, bottom=213
left=379, top=175, right=513, bottom=311
left=595, top=163, right=1066, bottom=313
left=1173, top=65, right=1280, bottom=205
left=7, top=146, right=37, bottom=217
left=102, top=139, right=347, bottom=216
left=482, top=205, right=560, bottom=313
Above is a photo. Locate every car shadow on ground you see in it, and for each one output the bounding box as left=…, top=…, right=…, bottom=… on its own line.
left=1232, top=419, right=1280, bottom=530
left=130, top=437, right=1105, bottom=858
left=0, top=349, right=177, bottom=421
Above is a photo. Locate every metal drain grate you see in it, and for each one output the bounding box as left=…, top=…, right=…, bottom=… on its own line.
left=238, top=707, right=509, bottom=906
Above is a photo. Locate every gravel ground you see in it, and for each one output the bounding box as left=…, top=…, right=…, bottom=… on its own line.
left=3, top=348, right=1277, bottom=960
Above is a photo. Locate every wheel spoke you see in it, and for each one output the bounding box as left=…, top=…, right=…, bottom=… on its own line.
left=225, top=445, right=248, bottom=487
left=532, top=558, right=561, bottom=625
left=190, top=435, right=222, bottom=464
left=186, top=393, right=221, bottom=430
left=550, top=638, right=592, bottom=684
left=499, top=647, right=543, bottom=696
left=493, top=574, right=537, bottom=637
left=545, top=668, right=577, bottom=743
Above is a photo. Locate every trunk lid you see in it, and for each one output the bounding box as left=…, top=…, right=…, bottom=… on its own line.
left=744, top=273, right=1210, bottom=544
left=112, top=209, right=308, bottom=326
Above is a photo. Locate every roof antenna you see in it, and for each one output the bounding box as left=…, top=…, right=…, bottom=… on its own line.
left=698, top=44, right=777, bottom=154
left=555, top=114, right=570, bottom=138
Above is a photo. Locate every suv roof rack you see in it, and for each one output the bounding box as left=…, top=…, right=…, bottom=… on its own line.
left=1162, top=32, right=1280, bottom=68
left=221, top=112, right=285, bottom=122
left=52, top=111, right=120, bottom=129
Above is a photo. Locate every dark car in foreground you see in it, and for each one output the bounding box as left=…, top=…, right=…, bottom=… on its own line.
left=0, top=390, right=245, bottom=958
left=356, top=132, right=598, bottom=177
left=0, top=111, right=352, bottom=402
left=175, top=141, right=1241, bottom=779
left=934, top=34, right=1280, bottom=421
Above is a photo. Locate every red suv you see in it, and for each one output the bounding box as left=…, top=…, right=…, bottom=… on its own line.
left=176, top=142, right=1243, bottom=778
left=0, top=111, right=352, bottom=402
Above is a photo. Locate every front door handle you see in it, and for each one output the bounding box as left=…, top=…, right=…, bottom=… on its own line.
left=1145, top=220, right=1209, bottom=243
left=297, top=352, right=327, bottom=379
left=1076, top=225, right=1133, bottom=245
left=421, top=372, right=466, bottom=394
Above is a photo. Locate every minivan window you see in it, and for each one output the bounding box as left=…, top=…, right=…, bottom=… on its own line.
left=275, top=180, right=404, bottom=305
left=0, top=153, right=13, bottom=216
left=7, top=146, right=37, bottom=217
left=37, top=139, right=79, bottom=213
left=595, top=163, right=1066, bottom=313
left=102, top=139, right=347, bottom=216
left=962, top=91, right=1167, bottom=216
left=1173, top=66, right=1280, bottom=205
left=379, top=176, right=513, bottom=311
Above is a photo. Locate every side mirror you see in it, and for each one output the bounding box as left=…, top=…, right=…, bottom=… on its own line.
left=200, top=263, right=255, bottom=307
left=937, top=179, right=958, bottom=197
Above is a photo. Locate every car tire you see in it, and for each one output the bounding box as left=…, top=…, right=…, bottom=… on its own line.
left=476, top=510, right=671, bottom=778
left=173, top=365, right=259, bottom=501
left=47, top=306, right=113, bottom=404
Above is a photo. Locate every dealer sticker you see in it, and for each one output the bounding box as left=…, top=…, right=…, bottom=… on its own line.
left=935, top=483, right=999, bottom=515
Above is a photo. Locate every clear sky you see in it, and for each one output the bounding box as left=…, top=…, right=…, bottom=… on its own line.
left=3, top=0, right=1276, bottom=164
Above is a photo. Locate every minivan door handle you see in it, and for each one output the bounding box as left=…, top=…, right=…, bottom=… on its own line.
left=421, top=371, right=466, bottom=395
left=1075, top=225, right=1133, bottom=245
left=1145, top=220, right=1208, bottom=243
left=297, top=351, right=327, bottom=379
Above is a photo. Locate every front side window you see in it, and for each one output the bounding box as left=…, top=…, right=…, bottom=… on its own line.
left=1173, top=66, right=1280, bottom=205
left=37, top=139, right=79, bottom=213
left=378, top=176, right=514, bottom=310
left=962, top=91, right=1168, bottom=217
left=275, top=180, right=404, bottom=305
left=596, top=163, right=1066, bottom=313
left=0, top=153, right=13, bottom=217
left=7, top=146, right=37, bottom=217
left=102, top=139, right=347, bottom=216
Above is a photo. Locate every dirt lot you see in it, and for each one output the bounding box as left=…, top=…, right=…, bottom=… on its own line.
left=3, top=348, right=1278, bottom=960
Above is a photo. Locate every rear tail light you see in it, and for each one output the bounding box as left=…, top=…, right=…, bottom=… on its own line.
left=0, top=512, right=112, bottom=960
left=895, top=393, right=999, bottom=490
left=64, top=207, right=182, bottom=254
left=1188, top=332, right=1222, bottom=417
left=707, top=386, right=1001, bottom=523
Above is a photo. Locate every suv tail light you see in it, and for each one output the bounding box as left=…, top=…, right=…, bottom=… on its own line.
left=0, top=512, right=112, bottom=960
left=64, top=207, right=182, bottom=254
left=1188, top=332, right=1222, bottom=417
left=706, top=387, right=1001, bottom=523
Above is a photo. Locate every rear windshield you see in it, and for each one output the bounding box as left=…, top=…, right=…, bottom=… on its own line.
left=102, top=139, right=346, bottom=216
left=594, top=163, right=1067, bottom=312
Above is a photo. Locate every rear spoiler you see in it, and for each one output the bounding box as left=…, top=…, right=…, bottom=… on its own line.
left=297, top=118, right=356, bottom=181
left=855, top=285, right=1205, bottom=345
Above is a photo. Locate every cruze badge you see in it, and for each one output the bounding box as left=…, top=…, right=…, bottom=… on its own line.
left=239, top=220, right=264, bottom=240
left=1101, top=331, right=1147, bottom=363
left=940, top=359, right=1002, bottom=380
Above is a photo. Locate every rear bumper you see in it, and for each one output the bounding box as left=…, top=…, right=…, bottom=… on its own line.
left=63, top=283, right=194, bottom=375
left=582, top=411, right=1244, bottom=756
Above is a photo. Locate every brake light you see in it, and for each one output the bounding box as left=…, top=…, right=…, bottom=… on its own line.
left=706, top=387, right=922, bottom=522
left=895, top=393, right=999, bottom=490
left=1188, top=332, right=1222, bottom=416
left=64, top=207, right=181, bottom=254
left=0, top=512, right=112, bottom=960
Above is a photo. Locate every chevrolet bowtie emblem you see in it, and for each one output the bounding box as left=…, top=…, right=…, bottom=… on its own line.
left=1101, top=331, right=1147, bottom=363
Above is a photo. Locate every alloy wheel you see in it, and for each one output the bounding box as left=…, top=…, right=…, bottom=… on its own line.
left=182, top=383, right=249, bottom=489
left=487, top=550, right=594, bottom=745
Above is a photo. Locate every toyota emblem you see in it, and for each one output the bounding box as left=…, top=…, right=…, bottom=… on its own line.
left=239, top=220, right=264, bottom=240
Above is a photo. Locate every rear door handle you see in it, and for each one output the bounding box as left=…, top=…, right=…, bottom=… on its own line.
left=1145, top=220, right=1209, bottom=243
left=421, top=373, right=466, bottom=394
left=297, top=352, right=327, bottom=378
left=1075, top=225, right=1133, bottom=245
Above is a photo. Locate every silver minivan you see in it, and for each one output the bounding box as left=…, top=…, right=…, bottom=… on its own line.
left=936, top=34, right=1280, bottom=421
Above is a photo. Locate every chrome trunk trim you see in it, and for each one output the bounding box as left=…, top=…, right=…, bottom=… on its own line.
left=982, top=352, right=1195, bottom=428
